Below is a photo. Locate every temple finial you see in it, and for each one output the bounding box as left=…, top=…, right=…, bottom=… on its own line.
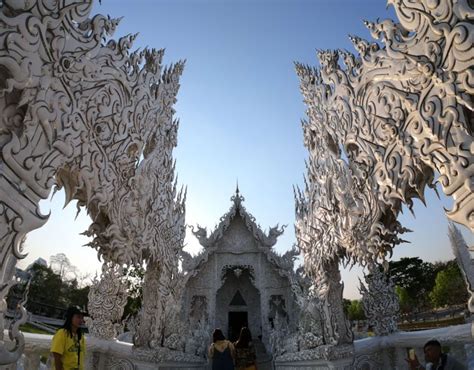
left=236, top=180, right=240, bottom=195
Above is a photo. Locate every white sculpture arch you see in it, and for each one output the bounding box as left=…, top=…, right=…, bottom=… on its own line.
left=0, top=0, right=185, bottom=363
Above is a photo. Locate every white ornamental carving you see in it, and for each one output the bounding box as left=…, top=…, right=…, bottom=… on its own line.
left=294, top=115, right=365, bottom=348
left=220, top=265, right=256, bottom=290
left=85, top=263, right=128, bottom=340
left=0, top=0, right=182, bottom=362
left=190, top=188, right=286, bottom=250
left=84, top=61, right=185, bottom=267
left=294, top=0, right=473, bottom=361
left=130, top=59, right=187, bottom=350
left=294, top=79, right=409, bottom=269
left=359, top=264, right=399, bottom=336
left=296, top=0, right=474, bottom=235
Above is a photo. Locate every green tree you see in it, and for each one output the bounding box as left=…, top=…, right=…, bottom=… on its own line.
left=389, top=257, right=435, bottom=310
left=27, top=264, right=65, bottom=307
left=429, top=264, right=468, bottom=308
left=64, top=278, right=89, bottom=308
left=346, top=300, right=366, bottom=321
left=122, top=265, right=145, bottom=319
left=8, top=262, right=91, bottom=318
left=395, top=285, right=412, bottom=313
left=343, top=298, right=351, bottom=316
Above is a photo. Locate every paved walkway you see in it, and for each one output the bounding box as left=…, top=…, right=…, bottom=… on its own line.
left=254, top=339, right=273, bottom=370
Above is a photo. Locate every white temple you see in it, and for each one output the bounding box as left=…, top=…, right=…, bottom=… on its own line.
left=182, top=188, right=298, bottom=352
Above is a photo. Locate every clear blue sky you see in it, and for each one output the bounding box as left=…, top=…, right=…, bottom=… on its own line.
left=18, top=0, right=474, bottom=299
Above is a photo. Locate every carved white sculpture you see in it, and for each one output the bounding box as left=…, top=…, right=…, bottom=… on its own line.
left=294, top=0, right=473, bottom=364
left=129, top=63, right=187, bottom=351
left=86, top=61, right=186, bottom=350
left=83, top=61, right=185, bottom=266
left=0, top=0, right=181, bottom=362
left=296, top=0, right=473, bottom=233
left=294, top=73, right=409, bottom=267
left=448, top=222, right=474, bottom=314
left=359, top=265, right=399, bottom=336
left=294, top=120, right=366, bottom=349
left=86, top=263, right=128, bottom=340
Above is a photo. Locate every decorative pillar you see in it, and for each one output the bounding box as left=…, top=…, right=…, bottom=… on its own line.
left=359, top=264, right=399, bottom=336
left=134, top=259, right=163, bottom=348
left=315, top=259, right=353, bottom=346
left=85, top=263, right=128, bottom=340
left=134, top=258, right=186, bottom=350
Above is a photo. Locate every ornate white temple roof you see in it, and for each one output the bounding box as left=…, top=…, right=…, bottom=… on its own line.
left=191, top=186, right=286, bottom=249
left=181, top=187, right=299, bottom=277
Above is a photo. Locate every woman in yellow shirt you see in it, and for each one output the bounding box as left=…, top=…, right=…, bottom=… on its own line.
left=50, top=306, right=86, bottom=370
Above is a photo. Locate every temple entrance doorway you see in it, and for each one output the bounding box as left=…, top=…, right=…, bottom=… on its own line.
left=228, top=311, right=248, bottom=341
left=215, top=266, right=262, bottom=340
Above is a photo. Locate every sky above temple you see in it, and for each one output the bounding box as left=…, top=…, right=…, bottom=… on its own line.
left=19, top=0, right=474, bottom=299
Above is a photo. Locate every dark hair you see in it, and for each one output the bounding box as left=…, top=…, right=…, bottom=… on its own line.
left=213, top=328, right=226, bottom=343
left=62, top=306, right=84, bottom=341
left=235, top=327, right=252, bottom=348
left=424, top=340, right=441, bottom=350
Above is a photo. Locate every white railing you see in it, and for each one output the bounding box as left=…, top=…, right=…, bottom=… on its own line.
left=2, top=323, right=473, bottom=369
left=354, top=322, right=474, bottom=369
left=0, top=331, right=207, bottom=370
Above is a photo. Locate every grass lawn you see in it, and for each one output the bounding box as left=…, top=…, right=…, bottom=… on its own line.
left=19, top=323, right=52, bottom=335
left=398, top=316, right=465, bottom=331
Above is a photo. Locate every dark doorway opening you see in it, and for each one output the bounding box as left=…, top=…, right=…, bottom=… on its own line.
left=228, top=311, right=248, bottom=342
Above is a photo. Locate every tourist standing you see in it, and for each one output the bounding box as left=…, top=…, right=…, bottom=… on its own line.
left=208, top=329, right=235, bottom=370
left=234, top=327, right=257, bottom=370
left=50, top=306, right=86, bottom=370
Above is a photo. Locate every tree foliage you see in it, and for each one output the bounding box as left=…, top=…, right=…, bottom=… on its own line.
left=346, top=299, right=366, bottom=321
left=395, top=285, right=411, bottom=313
left=388, top=257, right=435, bottom=308
left=122, top=265, right=145, bottom=319
left=429, top=264, right=468, bottom=308
left=27, top=264, right=64, bottom=308
left=8, top=261, right=89, bottom=318
left=389, top=257, right=469, bottom=313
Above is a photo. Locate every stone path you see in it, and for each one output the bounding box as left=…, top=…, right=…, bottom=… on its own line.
left=255, top=339, right=273, bottom=370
